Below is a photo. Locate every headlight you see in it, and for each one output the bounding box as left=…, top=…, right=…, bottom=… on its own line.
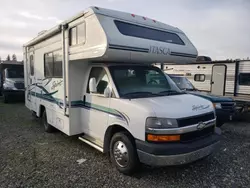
left=146, top=117, right=178, bottom=129
left=3, top=81, right=15, bottom=90
left=213, top=103, right=222, bottom=109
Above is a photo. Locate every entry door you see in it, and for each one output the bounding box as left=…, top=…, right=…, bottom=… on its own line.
left=211, top=65, right=226, bottom=96
left=84, top=67, right=110, bottom=142
left=27, top=52, right=37, bottom=111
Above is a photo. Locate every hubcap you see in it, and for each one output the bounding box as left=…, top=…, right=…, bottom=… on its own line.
left=113, top=141, right=129, bottom=167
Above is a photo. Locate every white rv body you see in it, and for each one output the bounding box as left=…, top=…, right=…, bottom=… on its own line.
left=24, top=6, right=220, bottom=174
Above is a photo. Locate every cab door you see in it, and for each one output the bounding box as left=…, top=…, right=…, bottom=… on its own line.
left=84, top=67, right=111, bottom=142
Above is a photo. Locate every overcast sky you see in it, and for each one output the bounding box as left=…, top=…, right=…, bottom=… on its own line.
left=0, top=0, right=249, bottom=61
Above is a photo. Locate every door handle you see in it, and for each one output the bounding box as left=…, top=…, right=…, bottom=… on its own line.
left=211, top=81, right=214, bottom=84
left=82, top=95, right=86, bottom=103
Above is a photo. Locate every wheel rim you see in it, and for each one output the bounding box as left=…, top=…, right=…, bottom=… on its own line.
left=113, top=141, right=129, bottom=167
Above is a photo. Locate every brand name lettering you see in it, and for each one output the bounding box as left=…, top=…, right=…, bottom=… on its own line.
left=192, top=105, right=209, bottom=111
left=51, top=80, right=63, bottom=90
left=150, top=46, right=171, bottom=55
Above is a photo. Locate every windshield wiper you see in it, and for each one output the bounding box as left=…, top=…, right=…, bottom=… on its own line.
left=184, top=88, right=196, bottom=91
left=159, top=90, right=184, bottom=95
left=122, top=92, right=161, bottom=98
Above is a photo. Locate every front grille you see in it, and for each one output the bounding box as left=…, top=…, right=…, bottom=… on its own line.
left=221, top=102, right=235, bottom=111
left=14, top=82, right=24, bottom=89
left=177, top=112, right=215, bottom=127
left=180, top=126, right=215, bottom=142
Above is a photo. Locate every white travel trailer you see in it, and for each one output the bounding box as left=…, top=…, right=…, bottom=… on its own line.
left=24, top=6, right=220, bottom=174
left=162, top=60, right=250, bottom=111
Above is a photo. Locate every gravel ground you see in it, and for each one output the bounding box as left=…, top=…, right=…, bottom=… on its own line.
left=0, top=99, right=250, bottom=188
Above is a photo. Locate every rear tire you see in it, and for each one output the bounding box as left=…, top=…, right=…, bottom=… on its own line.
left=31, top=111, right=38, bottom=121
left=109, top=131, right=140, bottom=175
left=32, top=111, right=37, bottom=117
left=42, top=110, right=55, bottom=133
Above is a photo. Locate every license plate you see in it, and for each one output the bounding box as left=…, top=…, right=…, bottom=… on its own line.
left=229, top=115, right=233, bottom=121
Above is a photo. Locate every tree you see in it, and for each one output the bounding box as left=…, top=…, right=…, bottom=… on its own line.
left=6, top=54, right=10, bottom=61
left=12, top=54, right=17, bottom=61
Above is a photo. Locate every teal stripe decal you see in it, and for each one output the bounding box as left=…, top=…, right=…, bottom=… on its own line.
left=29, top=91, right=128, bottom=123
left=29, top=91, right=63, bottom=108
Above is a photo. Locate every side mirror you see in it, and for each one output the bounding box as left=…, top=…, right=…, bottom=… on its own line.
left=89, top=78, right=97, bottom=93
left=104, top=86, right=111, bottom=98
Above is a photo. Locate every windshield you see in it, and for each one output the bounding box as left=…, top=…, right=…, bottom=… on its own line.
left=109, top=65, right=182, bottom=98
left=6, top=69, right=24, bottom=78
left=170, top=76, right=195, bottom=90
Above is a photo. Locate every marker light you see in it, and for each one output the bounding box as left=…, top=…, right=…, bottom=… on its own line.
left=147, top=134, right=180, bottom=142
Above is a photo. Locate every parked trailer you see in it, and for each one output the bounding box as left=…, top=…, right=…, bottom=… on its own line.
left=24, top=6, right=220, bottom=174
left=159, top=60, right=250, bottom=112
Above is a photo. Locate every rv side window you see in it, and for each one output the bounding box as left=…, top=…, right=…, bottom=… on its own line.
left=30, top=55, right=34, bottom=76
left=77, top=23, right=86, bottom=44
left=53, top=52, right=62, bottom=77
left=194, top=74, right=205, bottom=82
left=44, top=50, right=62, bottom=78
left=44, top=53, right=53, bottom=77
left=69, top=22, right=86, bottom=46
left=239, top=73, right=250, bottom=86
left=87, top=67, right=109, bottom=95
left=69, top=27, right=77, bottom=46
left=114, top=20, right=185, bottom=45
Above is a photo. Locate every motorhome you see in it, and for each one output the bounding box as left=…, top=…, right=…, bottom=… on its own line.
left=0, top=61, right=25, bottom=103
left=23, top=6, right=220, bottom=174
left=162, top=60, right=250, bottom=112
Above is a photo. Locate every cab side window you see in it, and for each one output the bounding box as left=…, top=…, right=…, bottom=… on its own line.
left=87, top=67, right=109, bottom=95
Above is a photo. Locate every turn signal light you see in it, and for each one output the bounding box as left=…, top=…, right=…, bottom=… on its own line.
left=147, top=134, right=180, bottom=142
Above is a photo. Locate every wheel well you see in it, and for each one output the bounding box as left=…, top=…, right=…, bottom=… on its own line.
left=103, top=125, right=133, bottom=153
left=39, top=105, right=45, bottom=118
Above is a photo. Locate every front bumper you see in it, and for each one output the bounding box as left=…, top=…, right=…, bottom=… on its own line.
left=136, top=128, right=221, bottom=166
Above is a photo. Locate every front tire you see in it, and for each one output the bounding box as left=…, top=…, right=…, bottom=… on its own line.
left=41, top=110, right=55, bottom=133
left=109, top=132, right=139, bottom=175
